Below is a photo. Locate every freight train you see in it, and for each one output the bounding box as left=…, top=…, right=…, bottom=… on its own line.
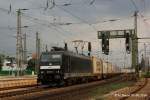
left=37, top=47, right=121, bottom=86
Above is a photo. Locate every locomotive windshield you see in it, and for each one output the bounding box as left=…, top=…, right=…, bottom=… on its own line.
left=41, top=54, right=50, bottom=62
left=40, top=53, right=62, bottom=65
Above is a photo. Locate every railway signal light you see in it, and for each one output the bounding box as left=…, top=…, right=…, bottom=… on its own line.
left=125, top=33, right=131, bottom=53
left=105, top=38, right=109, bottom=55
left=88, top=42, right=92, bottom=52
left=88, top=42, right=92, bottom=56
left=101, top=33, right=109, bottom=55
left=64, top=43, right=68, bottom=51
left=101, top=33, right=106, bottom=53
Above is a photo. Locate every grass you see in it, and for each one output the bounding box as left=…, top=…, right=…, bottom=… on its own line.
left=0, top=71, right=13, bottom=76
left=0, top=69, right=36, bottom=76
left=89, top=80, right=135, bottom=100
left=142, top=72, right=150, bottom=78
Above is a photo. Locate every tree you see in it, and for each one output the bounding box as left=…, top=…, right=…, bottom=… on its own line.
left=0, top=54, right=5, bottom=71
left=27, top=58, right=36, bottom=71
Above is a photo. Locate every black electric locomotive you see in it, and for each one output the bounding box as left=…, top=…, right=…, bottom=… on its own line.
left=37, top=47, right=93, bottom=86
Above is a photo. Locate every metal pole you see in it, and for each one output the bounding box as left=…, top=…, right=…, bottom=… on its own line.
left=23, top=33, right=27, bottom=64
left=101, top=57, right=103, bottom=79
left=124, top=51, right=126, bottom=69
left=144, top=43, right=147, bottom=72
left=37, top=38, right=40, bottom=74
left=16, top=9, right=29, bottom=76
left=107, top=55, right=108, bottom=75
left=132, top=11, right=139, bottom=75
left=36, top=32, right=40, bottom=74
left=148, top=57, right=149, bottom=73
left=36, top=32, right=38, bottom=74
left=16, top=9, right=22, bottom=76
left=16, top=9, right=19, bottom=76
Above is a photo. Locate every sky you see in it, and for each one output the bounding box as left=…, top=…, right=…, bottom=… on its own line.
left=0, top=0, right=150, bottom=67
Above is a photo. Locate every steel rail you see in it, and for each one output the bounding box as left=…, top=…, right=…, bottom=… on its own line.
left=1, top=75, right=124, bottom=100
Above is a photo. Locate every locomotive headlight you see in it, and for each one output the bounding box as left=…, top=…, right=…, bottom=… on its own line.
left=40, top=71, right=44, bottom=74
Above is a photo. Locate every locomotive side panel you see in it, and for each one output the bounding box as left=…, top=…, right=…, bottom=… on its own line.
left=62, top=54, right=94, bottom=79
left=70, top=56, right=93, bottom=73
left=62, top=55, right=70, bottom=73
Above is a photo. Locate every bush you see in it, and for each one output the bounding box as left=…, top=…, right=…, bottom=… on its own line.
left=0, top=71, right=14, bottom=76
left=142, top=72, right=150, bottom=78
left=27, top=59, right=36, bottom=71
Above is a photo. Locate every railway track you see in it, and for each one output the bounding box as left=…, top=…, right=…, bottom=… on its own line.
left=121, top=78, right=149, bottom=100
left=120, top=78, right=150, bottom=100
left=1, top=75, right=124, bottom=100
left=0, top=84, right=37, bottom=91
left=105, top=78, right=150, bottom=100
left=0, top=85, right=52, bottom=98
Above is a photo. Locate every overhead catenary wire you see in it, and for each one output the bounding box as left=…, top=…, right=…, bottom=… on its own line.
left=0, top=3, right=86, bottom=41
left=54, top=0, right=131, bottom=33
left=139, top=0, right=146, bottom=14
left=24, top=18, right=69, bottom=40
left=129, top=0, right=146, bottom=18
left=0, top=1, right=135, bottom=40
left=0, top=8, right=80, bottom=44
left=0, top=7, right=75, bottom=41
left=140, top=14, right=150, bottom=33
left=0, top=0, right=146, bottom=42
left=54, top=5, right=100, bottom=37
left=0, top=1, right=131, bottom=30
left=0, top=5, right=128, bottom=41
left=129, top=0, right=139, bottom=11
left=89, top=0, right=96, bottom=5
left=19, top=1, right=97, bottom=40
left=51, top=1, right=98, bottom=32
left=25, top=0, right=88, bottom=11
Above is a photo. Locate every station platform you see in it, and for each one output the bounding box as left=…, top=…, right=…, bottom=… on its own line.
left=0, top=75, right=37, bottom=81
left=0, top=75, right=37, bottom=89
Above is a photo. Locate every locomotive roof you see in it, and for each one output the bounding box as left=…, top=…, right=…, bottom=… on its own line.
left=42, top=50, right=91, bottom=60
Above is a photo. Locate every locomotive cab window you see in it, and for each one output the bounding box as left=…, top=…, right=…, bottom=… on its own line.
left=49, top=54, right=61, bottom=65
left=41, top=54, right=50, bottom=62
left=40, top=53, right=62, bottom=65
